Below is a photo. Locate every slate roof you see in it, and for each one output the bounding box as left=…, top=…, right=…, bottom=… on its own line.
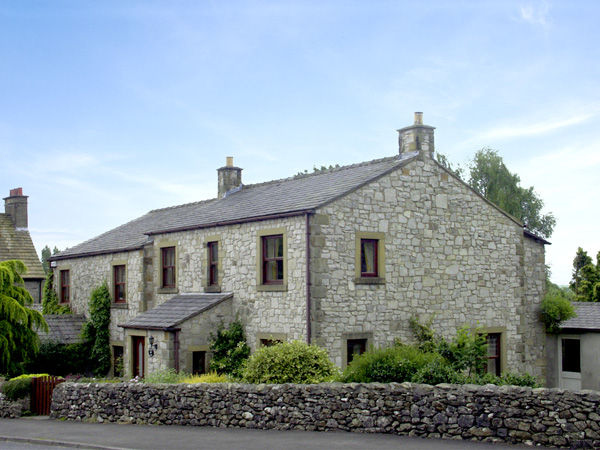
left=53, top=152, right=419, bottom=259
left=561, top=303, right=600, bottom=331
left=0, top=213, right=45, bottom=279
left=120, top=293, right=233, bottom=330
left=38, top=314, right=86, bottom=344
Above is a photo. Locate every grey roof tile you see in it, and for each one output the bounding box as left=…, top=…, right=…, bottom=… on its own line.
left=38, top=314, right=86, bottom=344
left=53, top=153, right=418, bottom=259
left=120, top=293, right=233, bottom=330
left=561, top=303, right=600, bottom=331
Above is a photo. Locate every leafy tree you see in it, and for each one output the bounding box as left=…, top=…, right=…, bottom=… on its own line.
left=82, top=283, right=112, bottom=376
left=0, top=260, right=48, bottom=375
left=540, top=285, right=577, bottom=333
left=209, top=318, right=250, bottom=378
left=437, top=149, right=555, bottom=239
left=41, top=270, right=71, bottom=315
left=570, top=247, right=597, bottom=300
left=40, top=246, right=61, bottom=275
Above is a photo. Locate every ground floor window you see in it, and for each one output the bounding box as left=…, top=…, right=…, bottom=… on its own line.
left=346, top=338, right=367, bottom=365
left=485, top=333, right=501, bottom=376
left=192, top=351, right=206, bottom=375
left=260, top=338, right=283, bottom=347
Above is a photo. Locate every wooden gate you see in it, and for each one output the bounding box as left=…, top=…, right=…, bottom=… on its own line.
left=31, top=376, right=65, bottom=415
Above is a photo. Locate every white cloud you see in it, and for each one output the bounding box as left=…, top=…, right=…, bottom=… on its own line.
left=519, top=2, right=551, bottom=28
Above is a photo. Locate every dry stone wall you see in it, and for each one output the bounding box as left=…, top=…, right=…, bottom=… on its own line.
left=51, top=382, right=600, bottom=448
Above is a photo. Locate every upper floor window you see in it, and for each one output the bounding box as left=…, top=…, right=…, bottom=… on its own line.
left=162, top=246, right=176, bottom=288
left=114, top=265, right=126, bottom=303
left=60, top=270, right=70, bottom=303
left=208, top=242, right=218, bottom=286
left=360, top=239, right=378, bottom=277
left=262, top=235, right=283, bottom=284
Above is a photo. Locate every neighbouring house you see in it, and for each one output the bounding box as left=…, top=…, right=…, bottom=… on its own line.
left=0, top=188, right=45, bottom=306
left=546, top=302, right=600, bottom=391
left=48, top=113, right=549, bottom=381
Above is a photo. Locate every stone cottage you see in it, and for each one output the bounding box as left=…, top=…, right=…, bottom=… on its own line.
left=1, top=188, right=45, bottom=305
left=48, top=113, right=548, bottom=380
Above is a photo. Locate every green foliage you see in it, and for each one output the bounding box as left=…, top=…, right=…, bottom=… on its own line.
left=82, top=283, right=111, bottom=376
left=437, top=149, right=555, bottom=238
left=411, top=359, right=468, bottom=385
left=410, top=317, right=487, bottom=376
left=40, top=246, right=60, bottom=275
left=541, top=286, right=577, bottom=334
left=339, top=344, right=441, bottom=383
left=142, top=368, right=183, bottom=384
left=41, top=270, right=71, bottom=315
left=570, top=248, right=600, bottom=302
left=2, top=377, right=32, bottom=400
left=0, top=260, right=48, bottom=376
left=27, top=341, right=91, bottom=376
left=209, top=319, right=250, bottom=377
left=242, top=341, right=337, bottom=384
left=182, top=372, right=230, bottom=384
left=437, top=325, right=488, bottom=375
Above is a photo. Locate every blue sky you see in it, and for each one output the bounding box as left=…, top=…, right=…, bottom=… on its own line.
left=1, top=1, right=598, bottom=286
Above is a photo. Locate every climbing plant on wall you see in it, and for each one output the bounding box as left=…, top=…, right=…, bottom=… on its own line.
left=41, top=270, right=71, bottom=315
left=82, top=282, right=112, bottom=376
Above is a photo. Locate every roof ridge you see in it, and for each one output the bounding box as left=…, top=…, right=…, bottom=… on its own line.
left=242, top=155, right=400, bottom=190
left=148, top=197, right=218, bottom=213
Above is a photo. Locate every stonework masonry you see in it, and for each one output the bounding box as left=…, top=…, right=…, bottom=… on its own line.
left=49, top=382, right=600, bottom=448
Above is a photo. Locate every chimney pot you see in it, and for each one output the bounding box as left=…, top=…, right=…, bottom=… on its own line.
left=414, top=112, right=423, bottom=125
left=226, top=156, right=234, bottom=167
left=10, top=187, right=23, bottom=197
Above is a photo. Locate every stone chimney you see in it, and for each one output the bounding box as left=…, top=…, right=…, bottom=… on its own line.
left=217, top=157, right=243, bottom=198
left=4, top=187, right=28, bottom=229
left=397, top=112, right=435, bottom=160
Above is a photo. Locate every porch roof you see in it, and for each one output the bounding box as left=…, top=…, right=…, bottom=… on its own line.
left=119, top=293, right=233, bottom=330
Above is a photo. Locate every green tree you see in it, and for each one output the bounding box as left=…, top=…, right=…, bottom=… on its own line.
left=540, top=284, right=577, bottom=333
left=570, top=249, right=600, bottom=302
left=437, top=149, right=556, bottom=239
left=0, top=260, right=48, bottom=375
left=82, top=283, right=112, bottom=376
left=209, top=318, right=250, bottom=378
left=571, top=247, right=594, bottom=297
left=40, top=246, right=61, bottom=275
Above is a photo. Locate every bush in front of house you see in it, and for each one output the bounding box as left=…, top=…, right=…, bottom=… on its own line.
left=27, top=341, right=91, bottom=377
left=181, top=372, right=229, bottom=384
left=242, top=341, right=338, bottom=384
left=2, top=377, right=33, bottom=401
left=339, top=344, right=441, bottom=383
left=209, top=318, right=250, bottom=378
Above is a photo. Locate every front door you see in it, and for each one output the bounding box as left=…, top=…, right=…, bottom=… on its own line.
left=559, top=337, right=581, bottom=390
left=132, top=336, right=145, bottom=378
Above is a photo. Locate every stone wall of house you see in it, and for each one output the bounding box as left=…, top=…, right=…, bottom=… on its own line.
left=51, top=382, right=600, bottom=448
left=150, top=215, right=309, bottom=353
left=310, top=157, right=546, bottom=376
left=52, top=250, right=144, bottom=343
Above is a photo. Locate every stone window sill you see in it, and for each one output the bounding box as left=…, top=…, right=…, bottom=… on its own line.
left=257, top=284, right=288, bottom=292
left=204, top=285, right=222, bottom=293
left=355, top=277, right=385, bottom=285
left=111, top=303, right=128, bottom=309
left=158, top=287, right=179, bottom=295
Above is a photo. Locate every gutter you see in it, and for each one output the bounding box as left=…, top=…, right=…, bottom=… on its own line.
left=305, top=213, right=312, bottom=344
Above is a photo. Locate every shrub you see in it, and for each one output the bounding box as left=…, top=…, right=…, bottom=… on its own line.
left=340, top=345, right=440, bottom=383
left=411, top=359, right=467, bottom=385
left=1, top=377, right=32, bottom=401
left=181, top=372, right=229, bottom=384
left=541, top=287, right=577, bottom=334
left=209, top=319, right=250, bottom=378
left=242, top=341, right=337, bottom=384
left=27, top=341, right=91, bottom=376
left=142, top=368, right=183, bottom=384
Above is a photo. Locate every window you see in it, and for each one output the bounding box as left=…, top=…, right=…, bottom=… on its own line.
left=192, top=351, right=206, bottom=375
left=562, top=338, right=581, bottom=373
left=60, top=270, right=70, bottom=303
left=260, top=338, right=283, bottom=347
left=360, top=239, right=378, bottom=277
left=347, top=339, right=367, bottom=365
left=262, top=235, right=283, bottom=284
left=113, top=265, right=126, bottom=303
left=208, top=242, right=218, bottom=285
left=161, top=246, right=176, bottom=288
left=485, top=333, right=501, bottom=376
